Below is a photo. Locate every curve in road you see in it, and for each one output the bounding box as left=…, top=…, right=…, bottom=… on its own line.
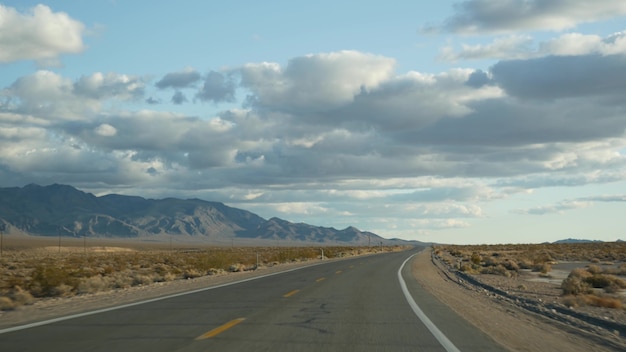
left=0, top=249, right=506, bottom=351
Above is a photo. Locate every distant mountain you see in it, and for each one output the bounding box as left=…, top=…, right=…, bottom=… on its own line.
left=552, top=238, right=606, bottom=244
left=0, top=184, right=398, bottom=245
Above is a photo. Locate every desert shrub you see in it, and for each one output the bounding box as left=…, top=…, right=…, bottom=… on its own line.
left=77, top=275, right=110, bottom=294
left=585, top=274, right=626, bottom=293
left=110, top=271, right=133, bottom=288
left=0, top=296, right=14, bottom=311
left=132, top=273, right=154, bottom=286
left=470, top=252, right=482, bottom=265
left=183, top=269, right=204, bottom=279
left=517, top=259, right=533, bottom=270
left=10, top=286, right=35, bottom=305
left=585, top=295, right=623, bottom=309
left=562, top=294, right=623, bottom=309
left=561, top=276, right=592, bottom=295
left=502, top=259, right=520, bottom=272
left=569, top=268, right=592, bottom=279
left=480, top=264, right=512, bottom=277
left=460, top=263, right=478, bottom=273
left=532, top=262, right=552, bottom=274
left=531, top=251, right=554, bottom=264
left=586, top=264, right=602, bottom=275
left=29, top=265, right=79, bottom=297
left=483, top=256, right=499, bottom=267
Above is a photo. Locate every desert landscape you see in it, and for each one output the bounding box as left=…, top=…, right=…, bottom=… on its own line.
left=2, top=236, right=625, bottom=351
left=0, top=235, right=404, bottom=314
left=424, top=242, right=626, bottom=351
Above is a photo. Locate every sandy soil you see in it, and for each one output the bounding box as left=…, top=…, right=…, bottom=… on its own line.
left=412, top=249, right=626, bottom=352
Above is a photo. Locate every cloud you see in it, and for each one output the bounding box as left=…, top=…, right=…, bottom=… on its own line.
left=491, top=54, right=626, bottom=100
left=239, top=50, right=395, bottom=112
left=513, top=200, right=593, bottom=215
left=0, top=4, right=85, bottom=64
left=440, top=31, right=626, bottom=62
left=2, top=70, right=144, bottom=122
left=1, top=49, right=626, bottom=238
left=94, top=123, right=117, bottom=137
left=73, top=72, right=145, bottom=100
left=425, top=0, right=626, bottom=34
left=171, top=91, right=187, bottom=105
left=512, top=193, right=626, bottom=216
left=195, top=71, right=236, bottom=103
left=145, top=97, right=160, bottom=105
left=440, top=35, right=533, bottom=61
left=155, top=68, right=201, bottom=89
left=579, top=194, right=626, bottom=202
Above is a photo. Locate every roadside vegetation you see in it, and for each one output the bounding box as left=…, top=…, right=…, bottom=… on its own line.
left=0, top=243, right=404, bottom=311
left=434, top=242, right=626, bottom=309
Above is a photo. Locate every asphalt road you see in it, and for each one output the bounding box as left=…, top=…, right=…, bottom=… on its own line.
left=0, top=249, right=506, bottom=351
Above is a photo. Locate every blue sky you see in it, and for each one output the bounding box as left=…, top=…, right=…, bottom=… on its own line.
left=1, top=1, right=626, bottom=244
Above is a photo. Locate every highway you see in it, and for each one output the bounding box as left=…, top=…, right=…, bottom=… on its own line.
left=0, top=249, right=506, bottom=351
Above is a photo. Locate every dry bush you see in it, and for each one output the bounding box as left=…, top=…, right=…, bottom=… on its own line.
left=0, top=296, right=14, bottom=311
left=29, top=265, right=80, bottom=297
left=532, top=262, right=552, bottom=274
left=10, top=286, right=35, bottom=305
left=561, top=276, right=592, bottom=295
left=77, top=275, right=110, bottom=294
left=0, top=245, right=403, bottom=304
left=586, top=264, right=602, bottom=275
left=480, top=264, right=512, bottom=277
left=586, top=295, right=623, bottom=309
left=562, top=294, right=623, bottom=309
left=459, top=263, right=479, bottom=274
left=585, top=274, right=626, bottom=292
left=470, top=252, right=482, bottom=265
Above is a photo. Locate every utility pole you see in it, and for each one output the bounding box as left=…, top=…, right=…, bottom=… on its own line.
left=0, top=223, right=4, bottom=258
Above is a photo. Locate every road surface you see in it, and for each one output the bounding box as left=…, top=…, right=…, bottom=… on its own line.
left=0, top=249, right=506, bottom=351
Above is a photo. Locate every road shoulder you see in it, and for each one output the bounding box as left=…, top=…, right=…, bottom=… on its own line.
left=411, top=248, right=624, bottom=352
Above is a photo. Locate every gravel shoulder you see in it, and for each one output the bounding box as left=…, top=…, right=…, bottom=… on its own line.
left=411, top=248, right=626, bottom=352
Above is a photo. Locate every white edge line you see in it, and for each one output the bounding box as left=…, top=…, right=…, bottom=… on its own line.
left=0, top=261, right=326, bottom=335
left=398, top=252, right=462, bottom=352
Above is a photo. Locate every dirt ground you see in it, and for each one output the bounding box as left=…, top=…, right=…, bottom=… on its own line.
left=412, top=249, right=625, bottom=352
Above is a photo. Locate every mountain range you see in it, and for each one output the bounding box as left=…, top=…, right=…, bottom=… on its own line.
left=0, top=184, right=405, bottom=245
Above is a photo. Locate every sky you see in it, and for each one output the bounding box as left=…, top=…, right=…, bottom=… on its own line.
left=1, top=1, right=626, bottom=244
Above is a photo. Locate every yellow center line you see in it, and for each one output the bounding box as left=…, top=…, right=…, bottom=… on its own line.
left=283, top=289, right=300, bottom=298
left=196, top=318, right=245, bottom=340
left=316, top=277, right=326, bottom=282
left=335, top=270, right=342, bottom=274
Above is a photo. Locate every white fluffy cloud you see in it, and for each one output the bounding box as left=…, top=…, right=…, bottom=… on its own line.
left=1, top=70, right=145, bottom=122
left=74, top=72, right=145, bottom=100
left=0, top=4, right=85, bottom=64
left=239, top=51, right=395, bottom=111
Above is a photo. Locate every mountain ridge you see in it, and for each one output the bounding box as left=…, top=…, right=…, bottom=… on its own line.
left=0, top=184, right=408, bottom=245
